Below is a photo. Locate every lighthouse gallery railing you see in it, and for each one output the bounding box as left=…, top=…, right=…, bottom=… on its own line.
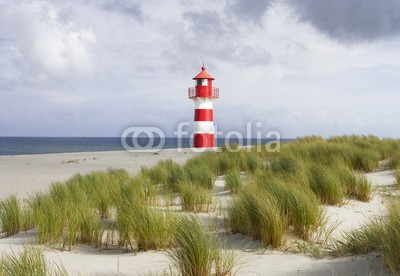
left=188, top=87, right=219, bottom=99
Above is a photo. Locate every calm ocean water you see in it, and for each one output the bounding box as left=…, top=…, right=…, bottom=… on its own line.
left=0, top=137, right=291, bottom=156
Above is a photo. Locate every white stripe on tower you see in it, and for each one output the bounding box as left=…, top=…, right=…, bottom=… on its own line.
left=193, top=119, right=214, bottom=133
left=194, top=98, right=214, bottom=109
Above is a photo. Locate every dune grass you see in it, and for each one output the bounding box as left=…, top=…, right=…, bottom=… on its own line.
left=332, top=200, right=400, bottom=274
left=253, top=172, right=322, bottom=240
left=227, top=185, right=285, bottom=248
left=0, top=195, right=22, bottom=237
left=225, top=172, right=242, bottom=194
left=395, top=167, right=400, bottom=184
left=354, top=173, right=372, bottom=202
left=332, top=220, right=383, bottom=256
left=117, top=202, right=175, bottom=251
left=1, top=135, right=396, bottom=264
left=185, top=165, right=215, bottom=190
left=179, top=182, right=213, bottom=213
left=168, top=215, right=239, bottom=276
left=0, top=246, right=67, bottom=276
left=307, top=164, right=345, bottom=206
left=382, top=200, right=400, bottom=274
left=168, top=215, right=217, bottom=276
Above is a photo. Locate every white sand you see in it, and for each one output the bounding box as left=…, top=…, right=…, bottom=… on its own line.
left=0, top=150, right=395, bottom=275
left=0, top=149, right=198, bottom=199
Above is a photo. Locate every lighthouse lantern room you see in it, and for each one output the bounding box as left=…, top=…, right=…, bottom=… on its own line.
left=188, top=65, right=219, bottom=148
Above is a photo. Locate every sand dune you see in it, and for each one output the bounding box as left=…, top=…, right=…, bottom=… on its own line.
left=0, top=150, right=394, bottom=275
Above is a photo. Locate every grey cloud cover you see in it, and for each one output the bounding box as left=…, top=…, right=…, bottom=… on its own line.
left=1, top=0, right=400, bottom=138
left=225, top=0, right=275, bottom=24
left=287, top=0, right=400, bottom=42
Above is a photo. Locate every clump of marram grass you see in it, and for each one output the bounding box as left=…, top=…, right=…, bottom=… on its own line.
left=216, top=153, right=240, bottom=175
left=168, top=215, right=216, bottom=276
left=347, top=147, right=380, bottom=172
left=382, top=200, right=400, bottom=274
left=227, top=185, right=285, bottom=248
left=270, top=153, right=304, bottom=174
left=179, top=182, right=213, bottom=213
left=117, top=203, right=175, bottom=251
left=331, top=200, right=400, bottom=274
left=225, top=172, right=242, bottom=194
left=0, top=195, right=21, bottom=237
left=254, top=172, right=322, bottom=240
left=307, top=164, right=344, bottom=206
left=0, top=246, right=67, bottom=276
left=168, top=215, right=239, bottom=276
left=395, top=167, right=400, bottom=184
left=354, top=173, right=372, bottom=202
left=185, top=165, right=215, bottom=190
left=240, top=152, right=263, bottom=173
left=165, top=162, right=186, bottom=191
left=331, top=220, right=384, bottom=256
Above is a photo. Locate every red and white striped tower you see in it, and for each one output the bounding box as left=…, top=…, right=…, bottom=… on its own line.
left=188, top=65, right=219, bottom=148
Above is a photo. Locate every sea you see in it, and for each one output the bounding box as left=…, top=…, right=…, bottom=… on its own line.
left=0, top=137, right=292, bottom=156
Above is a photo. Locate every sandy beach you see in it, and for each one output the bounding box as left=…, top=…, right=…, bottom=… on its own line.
left=0, top=149, right=395, bottom=275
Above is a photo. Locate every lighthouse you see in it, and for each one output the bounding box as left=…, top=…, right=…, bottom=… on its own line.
left=188, top=65, right=219, bottom=148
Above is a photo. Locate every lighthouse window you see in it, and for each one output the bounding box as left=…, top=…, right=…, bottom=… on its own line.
left=196, top=79, right=207, bottom=86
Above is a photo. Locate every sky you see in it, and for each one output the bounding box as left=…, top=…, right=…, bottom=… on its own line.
left=1, top=0, right=400, bottom=138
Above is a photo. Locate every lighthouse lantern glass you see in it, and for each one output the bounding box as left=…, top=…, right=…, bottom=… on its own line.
left=196, top=79, right=208, bottom=86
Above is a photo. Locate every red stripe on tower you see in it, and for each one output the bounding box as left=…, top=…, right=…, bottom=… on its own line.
left=194, top=109, right=214, bottom=121
left=188, top=65, right=219, bottom=148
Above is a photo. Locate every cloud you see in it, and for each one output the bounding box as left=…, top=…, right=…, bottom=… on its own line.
left=163, top=8, right=272, bottom=71
left=92, top=0, right=143, bottom=21
left=287, top=0, right=400, bottom=42
left=0, top=2, right=96, bottom=88
left=225, top=0, right=275, bottom=25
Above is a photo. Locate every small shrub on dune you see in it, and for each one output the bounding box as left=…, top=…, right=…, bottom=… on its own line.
left=225, top=172, right=242, bottom=194
left=307, top=165, right=345, bottom=206
left=180, top=182, right=213, bottom=213
left=0, top=195, right=21, bottom=237
left=0, top=246, right=67, bottom=276
left=168, top=215, right=217, bottom=276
